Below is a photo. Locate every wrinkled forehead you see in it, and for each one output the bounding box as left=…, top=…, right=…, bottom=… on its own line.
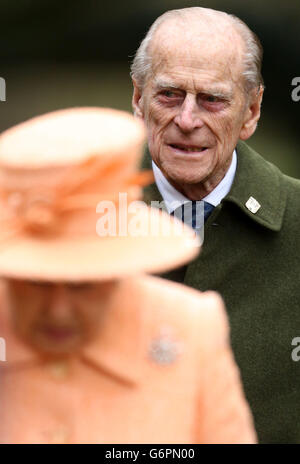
left=148, top=17, right=245, bottom=86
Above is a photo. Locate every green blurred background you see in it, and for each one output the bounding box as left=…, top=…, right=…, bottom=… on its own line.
left=1, top=0, right=299, bottom=177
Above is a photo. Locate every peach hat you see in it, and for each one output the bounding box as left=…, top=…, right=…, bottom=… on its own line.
left=0, top=107, right=200, bottom=281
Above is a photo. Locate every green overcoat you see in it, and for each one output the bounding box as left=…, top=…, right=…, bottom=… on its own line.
left=142, top=140, right=300, bottom=444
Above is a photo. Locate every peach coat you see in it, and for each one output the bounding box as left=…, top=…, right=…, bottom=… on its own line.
left=0, top=275, right=256, bottom=444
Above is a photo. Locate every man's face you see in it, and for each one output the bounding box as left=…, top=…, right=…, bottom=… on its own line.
left=133, top=21, right=262, bottom=196
left=6, top=279, right=117, bottom=357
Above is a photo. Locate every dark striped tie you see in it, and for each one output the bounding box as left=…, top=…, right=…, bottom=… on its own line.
left=171, top=200, right=214, bottom=230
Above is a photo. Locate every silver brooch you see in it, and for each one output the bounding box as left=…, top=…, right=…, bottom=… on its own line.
left=148, top=333, right=182, bottom=366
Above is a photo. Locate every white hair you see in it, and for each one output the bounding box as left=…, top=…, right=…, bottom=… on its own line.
left=130, top=7, right=264, bottom=93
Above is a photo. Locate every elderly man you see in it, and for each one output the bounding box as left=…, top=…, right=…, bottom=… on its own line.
left=0, top=107, right=256, bottom=444
left=131, top=7, right=300, bottom=443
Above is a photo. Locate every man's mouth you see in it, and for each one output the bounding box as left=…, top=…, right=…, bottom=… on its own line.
left=168, top=144, right=208, bottom=153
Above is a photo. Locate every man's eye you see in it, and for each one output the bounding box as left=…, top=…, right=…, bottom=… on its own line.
left=205, top=95, right=219, bottom=103
left=199, top=94, right=227, bottom=110
left=161, top=90, right=177, bottom=98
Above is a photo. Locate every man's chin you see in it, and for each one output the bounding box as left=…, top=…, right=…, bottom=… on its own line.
left=159, top=154, right=214, bottom=186
left=162, top=165, right=210, bottom=187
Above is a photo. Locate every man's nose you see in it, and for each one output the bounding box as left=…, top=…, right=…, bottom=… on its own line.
left=174, top=95, right=204, bottom=133
left=48, top=285, right=73, bottom=321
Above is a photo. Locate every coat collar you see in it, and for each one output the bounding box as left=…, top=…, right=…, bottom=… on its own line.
left=141, top=141, right=287, bottom=232
left=224, top=141, right=287, bottom=231
left=80, top=278, right=148, bottom=386
left=0, top=278, right=146, bottom=386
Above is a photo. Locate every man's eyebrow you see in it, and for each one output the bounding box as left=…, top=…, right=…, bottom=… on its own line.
left=203, top=90, right=233, bottom=100
left=153, top=78, right=179, bottom=90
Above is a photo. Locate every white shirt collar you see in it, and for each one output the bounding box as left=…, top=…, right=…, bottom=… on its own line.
left=152, top=150, right=237, bottom=213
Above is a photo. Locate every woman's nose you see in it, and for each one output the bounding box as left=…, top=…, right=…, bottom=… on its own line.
left=47, top=284, right=73, bottom=321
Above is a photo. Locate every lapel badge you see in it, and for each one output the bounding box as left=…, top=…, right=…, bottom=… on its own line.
left=148, top=330, right=182, bottom=366
left=245, top=196, right=261, bottom=214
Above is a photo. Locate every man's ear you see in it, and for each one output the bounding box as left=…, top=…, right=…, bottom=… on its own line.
left=132, top=78, right=145, bottom=120
left=239, top=85, right=264, bottom=140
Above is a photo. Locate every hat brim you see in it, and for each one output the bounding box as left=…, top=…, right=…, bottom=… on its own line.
left=0, top=206, right=200, bottom=282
